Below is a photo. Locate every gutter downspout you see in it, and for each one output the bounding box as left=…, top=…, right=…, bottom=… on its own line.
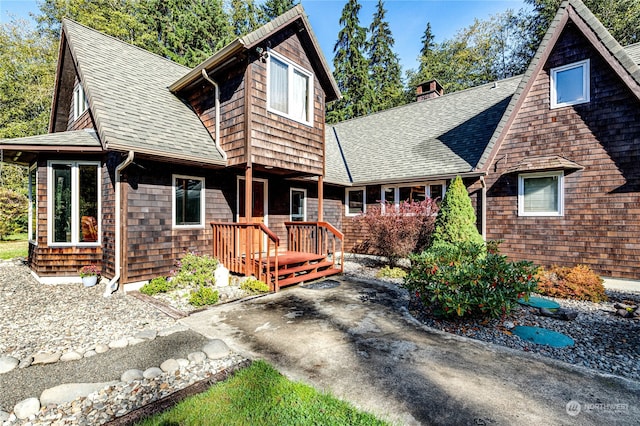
left=105, top=150, right=134, bottom=297
left=480, top=176, right=487, bottom=241
left=201, top=69, right=228, bottom=161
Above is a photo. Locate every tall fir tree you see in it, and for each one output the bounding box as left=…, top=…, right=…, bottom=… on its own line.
left=367, top=0, right=404, bottom=112
left=326, top=0, right=373, bottom=124
left=230, top=0, right=263, bottom=37
left=431, top=176, right=484, bottom=246
left=261, top=0, right=298, bottom=21
left=418, top=21, right=435, bottom=75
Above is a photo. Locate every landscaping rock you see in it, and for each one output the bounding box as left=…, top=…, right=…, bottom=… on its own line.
left=158, top=324, right=189, bottom=337
left=203, top=339, right=231, bottom=359
left=84, top=350, right=97, bottom=358
left=134, top=329, right=157, bottom=341
left=13, top=397, right=40, bottom=420
left=40, top=382, right=116, bottom=406
left=60, top=351, right=83, bottom=362
left=0, top=410, right=9, bottom=422
left=0, top=356, right=19, bottom=374
left=143, top=367, right=163, bottom=379
left=177, top=358, right=189, bottom=368
left=32, top=352, right=61, bottom=365
left=127, top=337, right=146, bottom=346
left=160, top=358, right=180, bottom=372
left=108, top=338, right=129, bottom=349
left=18, top=356, right=33, bottom=369
left=95, top=344, right=109, bottom=354
left=188, top=351, right=207, bottom=363
left=538, top=307, right=578, bottom=321
left=121, top=369, right=144, bottom=382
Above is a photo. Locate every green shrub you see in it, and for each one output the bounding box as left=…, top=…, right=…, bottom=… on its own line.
left=240, top=277, right=270, bottom=293
left=0, top=188, right=28, bottom=240
left=140, top=276, right=174, bottom=295
left=536, top=264, right=607, bottom=302
left=189, top=286, right=219, bottom=307
left=376, top=266, right=407, bottom=279
left=404, top=242, right=539, bottom=318
left=431, top=176, right=483, bottom=246
left=173, top=252, right=218, bottom=288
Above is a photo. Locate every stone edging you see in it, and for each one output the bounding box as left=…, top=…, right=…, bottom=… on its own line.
left=1, top=339, right=246, bottom=424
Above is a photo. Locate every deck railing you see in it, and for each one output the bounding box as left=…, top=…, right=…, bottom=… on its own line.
left=285, top=221, right=344, bottom=273
left=210, top=222, right=280, bottom=291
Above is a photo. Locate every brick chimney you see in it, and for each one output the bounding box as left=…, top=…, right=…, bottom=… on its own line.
left=416, top=79, right=444, bottom=102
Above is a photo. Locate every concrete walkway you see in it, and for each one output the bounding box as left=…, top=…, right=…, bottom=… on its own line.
left=181, top=278, right=639, bottom=425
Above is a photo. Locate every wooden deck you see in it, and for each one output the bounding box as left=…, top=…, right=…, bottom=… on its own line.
left=262, top=251, right=342, bottom=288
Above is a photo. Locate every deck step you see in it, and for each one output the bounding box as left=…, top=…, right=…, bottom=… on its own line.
left=277, top=260, right=334, bottom=278
left=266, top=252, right=325, bottom=268
left=278, top=268, right=342, bottom=288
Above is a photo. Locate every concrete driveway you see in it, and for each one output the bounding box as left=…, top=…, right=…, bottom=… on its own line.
left=180, top=278, right=639, bottom=425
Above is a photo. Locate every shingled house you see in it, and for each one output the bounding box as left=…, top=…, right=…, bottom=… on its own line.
left=325, top=0, right=640, bottom=280
left=1, top=0, right=638, bottom=288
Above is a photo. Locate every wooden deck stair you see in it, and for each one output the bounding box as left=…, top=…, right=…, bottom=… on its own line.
left=264, top=251, right=342, bottom=288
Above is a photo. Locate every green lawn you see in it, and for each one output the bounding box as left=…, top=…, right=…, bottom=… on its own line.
left=0, top=233, right=28, bottom=260
left=138, top=360, right=389, bottom=426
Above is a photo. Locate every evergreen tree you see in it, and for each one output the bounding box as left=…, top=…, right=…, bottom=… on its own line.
left=367, top=0, right=404, bottom=112
left=327, top=0, right=372, bottom=124
left=230, top=0, right=263, bottom=37
left=432, top=176, right=484, bottom=245
left=261, top=0, right=298, bottom=21
left=417, top=22, right=435, bottom=76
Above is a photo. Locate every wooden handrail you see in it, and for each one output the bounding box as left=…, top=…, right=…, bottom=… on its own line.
left=284, top=221, right=344, bottom=273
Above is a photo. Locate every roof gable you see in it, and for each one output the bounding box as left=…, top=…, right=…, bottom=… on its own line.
left=59, top=19, right=225, bottom=165
left=478, top=0, right=640, bottom=171
left=169, top=5, right=339, bottom=102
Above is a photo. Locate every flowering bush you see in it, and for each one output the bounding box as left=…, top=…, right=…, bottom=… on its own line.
left=79, top=264, right=101, bottom=278
left=404, top=241, right=539, bottom=318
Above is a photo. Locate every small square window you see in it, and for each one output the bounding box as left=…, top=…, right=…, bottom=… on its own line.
left=518, top=172, right=564, bottom=216
left=173, top=175, right=205, bottom=227
left=346, top=188, right=365, bottom=216
left=550, top=59, right=590, bottom=108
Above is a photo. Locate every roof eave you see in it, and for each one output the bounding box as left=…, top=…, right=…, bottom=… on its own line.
left=352, top=170, right=487, bottom=187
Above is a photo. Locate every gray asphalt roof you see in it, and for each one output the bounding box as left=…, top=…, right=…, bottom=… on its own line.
left=0, top=129, right=100, bottom=147
left=325, top=76, right=521, bottom=186
left=63, top=19, right=225, bottom=165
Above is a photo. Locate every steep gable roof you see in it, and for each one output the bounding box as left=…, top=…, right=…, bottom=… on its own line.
left=478, top=0, right=640, bottom=172
left=60, top=19, right=225, bottom=166
left=169, top=4, right=339, bottom=101
left=325, top=76, right=521, bottom=186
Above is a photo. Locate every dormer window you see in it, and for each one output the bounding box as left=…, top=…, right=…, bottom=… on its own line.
left=73, top=84, right=88, bottom=120
left=267, top=51, right=313, bottom=125
left=550, top=59, right=590, bottom=108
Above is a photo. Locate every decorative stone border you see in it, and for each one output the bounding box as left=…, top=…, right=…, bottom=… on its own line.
left=1, top=339, right=244, bottom=424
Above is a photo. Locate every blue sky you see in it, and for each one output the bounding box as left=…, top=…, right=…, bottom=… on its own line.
left=0, top=0, right=527, bottom=72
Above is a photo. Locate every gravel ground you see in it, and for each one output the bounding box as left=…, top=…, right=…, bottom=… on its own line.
left=343, top=256, right=640, bottom=382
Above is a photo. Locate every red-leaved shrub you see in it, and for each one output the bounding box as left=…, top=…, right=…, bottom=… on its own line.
left=536, top=264, right=607, bottom=302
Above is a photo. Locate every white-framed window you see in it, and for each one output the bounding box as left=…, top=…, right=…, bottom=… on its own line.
left=290, top=188, right=307, bottom=222
left=48, top=161, right=101, bottom=245
left=382, top=181, right=446, bottom=207
left=73, top=84, right=88, bottom=120
left=173, top=175, right=205, bottom=228
left=345, top=187, right=366, bottom=216
left=28, top=164, right=37, bottom=243
left=518, top=171, right=564, bottom=216
left=550, top=59, right=590, bottom=109
left=267, top=50, right=313, bottom=126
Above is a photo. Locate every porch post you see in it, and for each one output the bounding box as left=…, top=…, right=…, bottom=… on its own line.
left=244, top=166, right=253, bottom=276
left=317, top=175, right=324, bottom=222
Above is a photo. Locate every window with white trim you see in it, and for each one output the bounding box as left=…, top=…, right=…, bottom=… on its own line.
left=550, top=59, right=590, bottom=108
left=382, top=181, right=446, bottom=207
left=173, top=175, right=205, bottom=227
left=345, top=187, right=365, bottom=216
left=267, top=51, right=313, bottom=125
left=518, top=172, right=564, bottom=216
left=28, top=164, right=37, bottom=243
left=290, top=188, right=306, bottom=222
left=73, top=84, right=88, bottom=120
left=48, top=161, right=100, bottom=245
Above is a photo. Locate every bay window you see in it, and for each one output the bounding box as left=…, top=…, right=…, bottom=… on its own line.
left=382, top=181, right=446, bottom=207
left=28, top=165, right=37, bottom=242
left=48, top=161, right=100, bottom=245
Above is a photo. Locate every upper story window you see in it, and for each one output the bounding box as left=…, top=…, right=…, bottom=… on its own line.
left=518, top=171, right=564, bottom=217
left=173, top=175, right=205, bottom=228
left=267, top=51, right=313, bottom=125
left=290, top=188, right=307, bottom=222
left=73, top=84, right=88, bottom=120
left=550, top=59, right=590, bottom=109
left=48, top=161, right=100, bottom=245
left=345, top=187, right=365, bottom=216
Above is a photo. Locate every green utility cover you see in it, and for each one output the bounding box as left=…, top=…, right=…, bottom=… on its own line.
left=513, top=326, right=575, bottom=348
left=518, top=296, right=561, bottom=310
